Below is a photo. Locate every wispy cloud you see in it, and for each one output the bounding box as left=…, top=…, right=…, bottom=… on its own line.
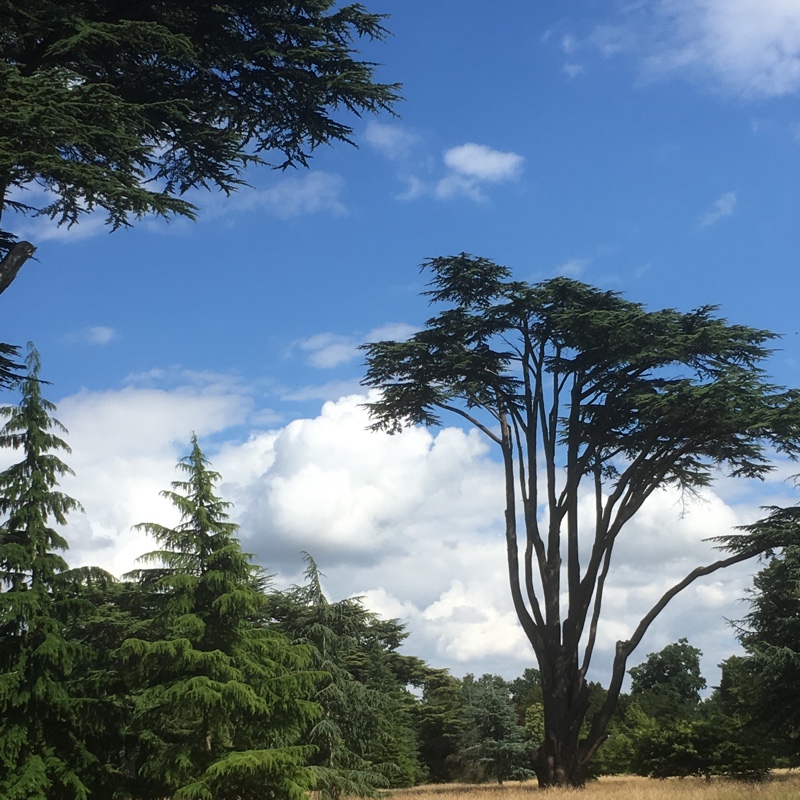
left=644, top=0, right=800, bottom=98
left=364, top=122, right=420, bottom=160
left=556, top=258, right=590, bottom=277
left=66, top=325, right=118, bottom=346
left=699, top=191, right=737, bottom=227
left=222, top=171, right=347, bottom=219
left=579, top=0, right=800, bottom=99
left=294, top=323, right=418, bottom=370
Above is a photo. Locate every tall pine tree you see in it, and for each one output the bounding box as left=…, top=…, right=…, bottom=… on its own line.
left=0, top=343, right=91, bottom=799
left=121, top=435, right=318, bottom=800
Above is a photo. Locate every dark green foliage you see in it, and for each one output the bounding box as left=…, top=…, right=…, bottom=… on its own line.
left=457, top=674, right=533, bottom=785
left=361, top=253, right=800, bottom=786
left=268, top=554, right=422, bottom=798
left=121, top=436, right=318, bottom=800
left=0, top=342, right=22, bottom=389
left=0, top=0, right=399, bottom=261
left=0, top=0, right=400, bottom=373
left=735, top=540, right=800, bottom=763
left=629, top=638, right=705, bottom=721
left=0, top=344, right=91, bottom=799
left=598, top=641, right=772, bottom=781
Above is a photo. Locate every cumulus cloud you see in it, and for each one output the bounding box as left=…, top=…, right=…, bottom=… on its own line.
left=699, top=190, right=737, bottom=226
left=431, top=144, right=524, bottom=202
left=393, top=143, right=524, bottom=203
left=443, top=144, right=525, bottom=183
left=18, top=375, right=792, bottom=681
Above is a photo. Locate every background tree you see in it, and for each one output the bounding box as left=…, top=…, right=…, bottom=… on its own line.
left=623, top=640, right=709, bottom=779
left=0, top=0, right=400, bottom=291
left=268, top=554, right=420, bottom=799
left=0, top=344, right=91, bottom=799
left=413, top=668, right=465, bottom=783
left=120, top=435, right=318, bottom=800
left=456, top=674, right=533, bottom=785
left=628, top=638, right=705, bottom=721
left=361, top=253, right=800, bottom=787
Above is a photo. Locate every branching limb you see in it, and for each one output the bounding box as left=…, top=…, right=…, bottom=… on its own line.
left=0, top=242, right=36, bottom=296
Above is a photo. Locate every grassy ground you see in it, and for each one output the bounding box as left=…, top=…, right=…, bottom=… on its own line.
left=387, top=772, right=800, bottom=800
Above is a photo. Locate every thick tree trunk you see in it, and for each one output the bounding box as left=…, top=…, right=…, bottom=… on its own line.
left=533, top=653, right=595, bottom=788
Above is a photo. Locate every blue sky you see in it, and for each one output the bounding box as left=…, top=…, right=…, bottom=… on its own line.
left=3, top=0, right=800, bottom=685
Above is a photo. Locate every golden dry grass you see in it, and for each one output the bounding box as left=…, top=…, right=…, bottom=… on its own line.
left=386, top=771, right=800, bottom=800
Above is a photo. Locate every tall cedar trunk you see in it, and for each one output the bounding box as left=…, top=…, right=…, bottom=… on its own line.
left=533, top=650, right=592, bottom=788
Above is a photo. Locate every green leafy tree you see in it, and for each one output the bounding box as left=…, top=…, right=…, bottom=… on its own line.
left=0, top=344, right=90, bottom=799
left=120, top=435, right=318, bottom=800
left=629, top=638, right=705, bottom=721
left=361, top=253, right=800, bottom=787
left=268, top=555, right=420, bottom=798
left=457, top=674, right=533, bottom=784
left=0, top=0, right=400, bottom=290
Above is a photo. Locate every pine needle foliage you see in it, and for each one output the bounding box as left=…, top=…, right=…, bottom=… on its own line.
left=0, top=0, right=400, bottom=261
left=0, top=343, right=93, bottom=799
left=121, top=435, right=318, bottom=800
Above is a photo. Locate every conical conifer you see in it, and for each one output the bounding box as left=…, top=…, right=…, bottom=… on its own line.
left=121, top=435, right=318, bottom=800
left=0, top=343, right=91, bottom=799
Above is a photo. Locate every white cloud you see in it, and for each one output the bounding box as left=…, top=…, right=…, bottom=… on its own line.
left=699, top=190, right=737, bottom=226
left=293, top=324, right=417, bottom=370
left=364, top=122, right=419, bottom=160
left=296, top=333, right=356, bottom=369
left=15, top=376, right=791, bottom=682
left=443, top=143, right=525, bottom=183
left=592, top=0, right=800, bottom=98
left=422, top=144, right=526, bottom=203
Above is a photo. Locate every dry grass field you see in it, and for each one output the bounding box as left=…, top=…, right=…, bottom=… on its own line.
left=387, top=772, right=800, bottom=800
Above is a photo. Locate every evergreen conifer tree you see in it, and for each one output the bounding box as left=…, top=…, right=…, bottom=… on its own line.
left=269, top=554, right=421, bottom=798
left=0, top=343, right=91, bottom=799
left=457, top=674, right=533, bottom=784
left=121, top=435, right=318, bottom=800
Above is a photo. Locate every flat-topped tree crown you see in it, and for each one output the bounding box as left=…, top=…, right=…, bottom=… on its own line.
left=361, top=253, right=800, bottom=787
